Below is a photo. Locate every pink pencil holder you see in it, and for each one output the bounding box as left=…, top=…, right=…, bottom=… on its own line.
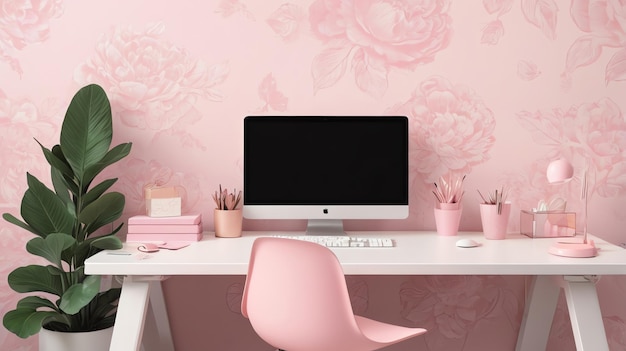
left=480, top=203, right=511, bottom=240
left=214, top=209, right=243, bottom=238
left=434, top=206, right=462, bottom=236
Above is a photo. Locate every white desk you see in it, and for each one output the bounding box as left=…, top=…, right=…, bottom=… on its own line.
left=85, top=231, right=626, bottom=351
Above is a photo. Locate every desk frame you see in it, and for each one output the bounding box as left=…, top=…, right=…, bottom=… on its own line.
left=86, top=232, right=624, bottom=351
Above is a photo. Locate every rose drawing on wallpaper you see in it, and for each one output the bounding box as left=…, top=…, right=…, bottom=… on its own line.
left=0, top=90, right=58, bottom=205
left=605, top=315, right=626, bottom=350
left=517, top=59, right=541, bottom=80
left=226, top=282, right=243, bottom=313
left=517, top=98, right=626, bottom=199
left=215, top=0, right=255, bottom=20
left=387, top=76, right=496, bottom=186
left=255, top=73, right=288, bottom=113
left=481, top=0, right=512, bottom=45
left=521, top=0, right=558, bottom=40
left=482, top=0, right=558, bottom=44
left=309, top=0, right=452, bottom=97
left=481, top=19, right=505, bottom=45
left=345, top=277, right=369, bottom=315
left=563, top=0, right=626, bottom=85
left=400, top=276, right=520, bottom=348
left=0, top=0, right=63, bottom=76
left=267, top=3, right=305, bottom=41
left=75, top=22, right=229, bottom=150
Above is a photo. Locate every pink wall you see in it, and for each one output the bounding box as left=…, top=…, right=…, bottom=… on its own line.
left=1, top=1, right=625, bottom=350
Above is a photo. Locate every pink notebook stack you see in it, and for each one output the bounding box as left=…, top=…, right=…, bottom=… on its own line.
left=126, top=214, right=203, bottom=242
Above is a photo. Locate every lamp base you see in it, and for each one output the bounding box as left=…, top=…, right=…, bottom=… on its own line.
left=548, top=240, right=598, bottom=258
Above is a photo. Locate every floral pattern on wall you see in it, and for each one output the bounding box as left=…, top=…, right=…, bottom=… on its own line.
left=0, top=0, right=63, bottom=76
left=309, top=0, right=453, bottom=97
left=563, top=0, right=626, bottom=86
left=255, top=73, right=288, bottom=113
left=1, top=1, right=625, bottom=350
left=388, top=76, right=496, bottom=186
left=75, top=22, right=229, bottom=150
left=400, top=275, right=522, bottom=350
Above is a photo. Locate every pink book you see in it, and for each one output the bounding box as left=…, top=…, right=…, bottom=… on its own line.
left=126, top=233, right=203, bottom=242
left=127, top=223, right=202, bottom=234
left=128, top=214, right=202, bottom=225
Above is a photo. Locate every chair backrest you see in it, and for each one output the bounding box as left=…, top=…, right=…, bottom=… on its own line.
left=241, top=237, right=366, bottom=350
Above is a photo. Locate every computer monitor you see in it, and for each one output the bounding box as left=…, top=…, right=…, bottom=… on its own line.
left=243, top=116, right=409, bottom=235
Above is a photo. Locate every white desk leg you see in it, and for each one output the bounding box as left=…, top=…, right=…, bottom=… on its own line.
left=110, top=277, right=151, bottom=351
left=141, top=280, right=175, bottom=351
left=516, top=276, right=560, bottom=351
left=562, top=275, right=609, bottom=351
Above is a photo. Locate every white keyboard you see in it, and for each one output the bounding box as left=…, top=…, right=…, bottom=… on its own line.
left=272, top=235, right=395, bottom=247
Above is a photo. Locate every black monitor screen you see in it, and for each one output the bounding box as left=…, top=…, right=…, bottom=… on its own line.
left=243, top=116, right=408, bottom=207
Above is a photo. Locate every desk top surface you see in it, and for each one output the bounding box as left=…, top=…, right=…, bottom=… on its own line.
left=85, top=231, right=626, bottom=276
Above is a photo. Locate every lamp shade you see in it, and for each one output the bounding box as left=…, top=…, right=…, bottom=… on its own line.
left=546, top=158, right=574, bottom=184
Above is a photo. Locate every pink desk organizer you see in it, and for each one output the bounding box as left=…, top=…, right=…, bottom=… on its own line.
left=520, top=210, right=576, bottom=238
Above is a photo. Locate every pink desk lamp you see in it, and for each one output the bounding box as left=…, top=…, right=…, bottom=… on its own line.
left=546, top=158, right=597, bottom=258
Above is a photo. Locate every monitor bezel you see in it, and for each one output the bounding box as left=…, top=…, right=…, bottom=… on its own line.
left=242, top=115, right=409, bottom=234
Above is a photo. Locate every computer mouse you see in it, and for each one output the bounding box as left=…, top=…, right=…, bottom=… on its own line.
left=456, top=238, right=480, bottom=248
left=137, top=243, right=160, bottom=253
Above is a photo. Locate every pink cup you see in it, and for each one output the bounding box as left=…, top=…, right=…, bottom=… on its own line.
left=434, top=206, right=462, bottom=236
left=479, top=203, right=511, bottom=240
left=214, top=209, right=243, bottom=238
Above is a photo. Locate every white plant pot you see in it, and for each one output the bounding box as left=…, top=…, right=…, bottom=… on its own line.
left=39, top=327, right=113, bottom=351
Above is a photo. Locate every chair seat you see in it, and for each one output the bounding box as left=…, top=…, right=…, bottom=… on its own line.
left=355, top=315, right=427, bottom=345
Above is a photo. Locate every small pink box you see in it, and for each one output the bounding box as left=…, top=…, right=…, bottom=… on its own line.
left=126, top=233, right=203, bottom=242
left=146, top=197, right=181, bottom=217
left=144, top=186, right=179, bottom=199
left=144, top=185, right=182, bottom=217
left=127, top=223, right=202, bottom=234
left=128, top=214, right=202, bottom=225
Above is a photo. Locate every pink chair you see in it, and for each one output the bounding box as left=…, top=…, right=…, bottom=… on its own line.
left=241, top=237, right=427, bottom=351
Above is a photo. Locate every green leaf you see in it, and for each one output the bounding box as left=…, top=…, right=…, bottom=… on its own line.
left=46, top=265, right=65, bottom=276
left=50, top=144, right=80, bottom=196
left=91, top=235, right=123, bottom=250
left=90, top=289, right=121, bottom=329
left=60, top=84, right=112, bottom=184
left=16, top=296, right=59, bottom=311
left=72, top=235, right=123, bottom=267
left=8, top=265, right=64, bottom=296
left=36, top=140, right=73, bottom=179
left=78, top=192, right=124, bottom=235
left=82, top=178, right=117, bottom=209
left=3, top=307, right=69, bottom=339
left=92, top=315, right=117, bottom=331
left=82, top=142, right=132, bottom=188
left=51, top=167, right=72, bottom=207
left=59, top=275, right=101, bottom=315
left=3, top=213, right=38, bottom=236
left=21, top=173, right=74, bottom=238
left=26, top=233, right=76, bottom=267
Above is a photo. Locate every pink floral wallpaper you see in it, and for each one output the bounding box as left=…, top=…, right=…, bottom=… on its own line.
left=1, top=1, right=625, bottom=350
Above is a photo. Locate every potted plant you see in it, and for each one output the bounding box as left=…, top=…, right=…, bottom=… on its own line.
left=432, top=174, right=465, bottom=236
left=2, top=84, right=132, bottom=349
left=477, top=187, right=511, bottom=240
left=212, top=184, right=243, bottom=238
